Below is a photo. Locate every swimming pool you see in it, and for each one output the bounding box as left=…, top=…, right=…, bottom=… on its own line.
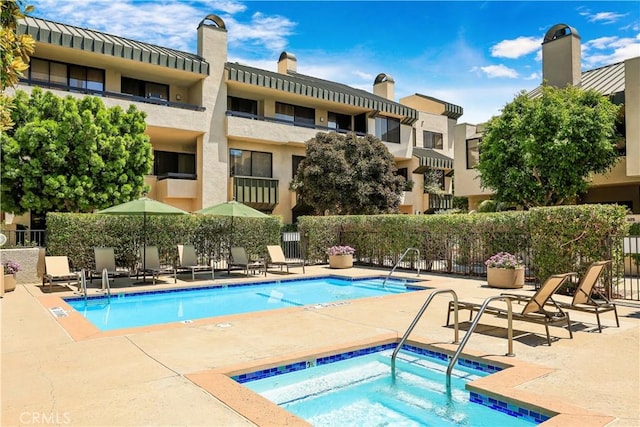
left=240, top=344, right=550, bottom=426
left=64, top=276, right=424, bottom=331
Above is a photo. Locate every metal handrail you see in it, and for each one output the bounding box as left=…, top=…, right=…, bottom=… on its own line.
left=391, top=289, right=459, bottom=380
left=79, top=269, right=88, bottom=305
left=383, top=248, right=421, bottom=287
left=101, top=268, right=112, bottom=303
left=445, top=296, right=515, bottom=390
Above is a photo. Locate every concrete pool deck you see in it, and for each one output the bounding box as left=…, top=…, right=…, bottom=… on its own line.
left=1, top=266, right=639, bottom=426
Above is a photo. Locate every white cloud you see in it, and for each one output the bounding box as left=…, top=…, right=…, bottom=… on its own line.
left=490, top=36, right=540, bottom=59
left=583, top=35, right=640, bottom=67
left=586, top=11, right=628, bottom=24
left=225, top=12, right=296, bottom=53
left=473, top=64, right=519, bottom=79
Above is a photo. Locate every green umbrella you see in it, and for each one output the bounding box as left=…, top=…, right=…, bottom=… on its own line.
left=97, top=196, right=189, bottom=282
left=195, top=201, right=268, bottom=252
left=195, top=200, right=268, bottom=218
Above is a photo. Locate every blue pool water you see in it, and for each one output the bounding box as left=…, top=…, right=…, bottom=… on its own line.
left=241, top=344, right=548, bottom=426
left=64, top=276, right=420, bottom=331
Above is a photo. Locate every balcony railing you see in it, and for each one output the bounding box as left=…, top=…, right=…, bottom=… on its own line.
left=226, top=110, right=366, bottom=136
left=18, top=78, right=205, bottom=111
left=428, top=193, right=453, bottom=211
left=233, top=176, right=279, bottom=210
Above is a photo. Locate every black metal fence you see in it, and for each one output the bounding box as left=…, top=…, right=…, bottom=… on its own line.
left=1, top=229, right=46, bottom=247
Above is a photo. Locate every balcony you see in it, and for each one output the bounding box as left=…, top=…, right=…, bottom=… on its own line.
left=233, top=176, right=279, bottom=210
left=156, top=175, right=198, bottom=199
left=428, top=193, right=453, bottom=211
left=18, top=78, right=205, bottom=111
left=226, top=111, right=365, bottom=145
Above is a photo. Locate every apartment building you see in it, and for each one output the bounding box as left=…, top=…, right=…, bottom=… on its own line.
left=7, top=13, right=461, bottom=228
left=454, top=23, right=640, bottom=213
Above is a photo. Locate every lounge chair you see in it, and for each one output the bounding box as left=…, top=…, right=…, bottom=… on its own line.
left=555, top=260, right=618, bottom=332
left=139, top=246, right=176, bottom=285
left=177, top=244, right=214, bottom=280
left=227, top=247, right=264, bottom=276
left=266, top=245, right=305, bottom=274
left=447, top=273, right=574, bottom=345
left=44, top=256, right=80, bottom=291
left=91, top=247, right=131, bottom=284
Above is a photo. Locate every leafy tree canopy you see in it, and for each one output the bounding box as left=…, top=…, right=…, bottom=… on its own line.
left=291, top=132, right=404, bottom=215
left=1, top=0, right=35, bottom=131
left=477, top=84, right=619, bottom=208
left=1, top=88, right=153, bottom=214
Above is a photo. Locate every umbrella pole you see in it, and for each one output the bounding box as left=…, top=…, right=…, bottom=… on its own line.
left=143, top=213, right=147, bottom=283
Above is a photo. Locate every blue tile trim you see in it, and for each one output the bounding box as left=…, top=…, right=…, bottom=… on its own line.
left=63, top=275, right=421, bottom=303
left=233, top=344, right=551, bottom=424
left=470, top=392, right=552, bottom=424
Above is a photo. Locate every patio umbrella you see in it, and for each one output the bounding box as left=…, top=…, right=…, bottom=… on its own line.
left=97, top=196, right=189, bottom=282
left=194, top=201, right=268, bottom=252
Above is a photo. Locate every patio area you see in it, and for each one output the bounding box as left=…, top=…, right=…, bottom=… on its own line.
left=1, top=266, right=639, bottom=426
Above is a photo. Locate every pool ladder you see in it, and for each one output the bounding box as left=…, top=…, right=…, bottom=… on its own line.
left=391, top=291, right=515, bottom=391
left=79, top=268, right=111, bottom=307
left=382, top=248, right=421, bottom=287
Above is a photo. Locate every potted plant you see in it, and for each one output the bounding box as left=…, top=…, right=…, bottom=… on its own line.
left=327, top=245, right=355, bottom=269
left=3, top=259, right=22, bottom=292
left=484, top=252, right=524, bottom=288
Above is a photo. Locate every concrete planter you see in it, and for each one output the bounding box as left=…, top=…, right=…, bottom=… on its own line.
left=3, top=274, right=16, bottom=292
left=487, top=267, right=524, bottom=289
left=329, top=254, right=353, bottom=269
left=0, top=247, right=45, bottom=284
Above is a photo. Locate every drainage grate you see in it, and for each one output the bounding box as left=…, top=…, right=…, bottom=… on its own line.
left=49, top=307, right=68, bottom=318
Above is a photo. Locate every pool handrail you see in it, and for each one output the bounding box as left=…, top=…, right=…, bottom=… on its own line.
left=445, top=295, right=515, bottom=390
left=383, top=247, right=421, bottom=287
left=101, top=267, right=111, bottom=303
left=391, top=289, right=459, bottom=380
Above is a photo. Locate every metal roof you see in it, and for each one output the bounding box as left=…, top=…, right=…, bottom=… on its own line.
left=225, top=62, right=419, bottom=124
left=411, top=93, right=464, bottom=120
left=412, top=147, right=454, bottom=172
left=18, top=16, right=209, bottom=75
left=528, top=61, right=626, bottom=98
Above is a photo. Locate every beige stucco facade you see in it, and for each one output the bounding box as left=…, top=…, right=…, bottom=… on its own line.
left=453, top=23, right=640, bottom=213
left=7, top=14, right=462, bottom=227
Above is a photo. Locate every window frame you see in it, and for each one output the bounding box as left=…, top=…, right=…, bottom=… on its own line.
left=229, top=149, right=273, bottom=178
left=466, top=138, right=481, bottom=169
left=29, top=57, right=105, bottom=91
left=423, top=131, right=444, bottom=149
left=375, top=116, right=401, bottom=143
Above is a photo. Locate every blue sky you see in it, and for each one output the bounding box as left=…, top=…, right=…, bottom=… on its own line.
left=27, top=1, right=640, bottom=123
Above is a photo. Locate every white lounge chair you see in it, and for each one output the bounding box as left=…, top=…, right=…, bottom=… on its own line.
left=227, top=247, right=264, bottom=276
left=91, top=247, right=131, bottom=284
left=266, top=245, right=305, bottom=274
left=44, top=256, right=80, bottom=291
left=139, top=246, right=176, bottom=285
left=177, top=244, right=214, bottom=280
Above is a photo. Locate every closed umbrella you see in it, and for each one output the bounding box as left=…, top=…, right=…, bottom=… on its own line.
left=97, top=196, right=188, bottom=282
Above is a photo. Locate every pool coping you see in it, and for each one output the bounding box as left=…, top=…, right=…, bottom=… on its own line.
left=185, top=335, right=615, bottom=427
left=36, top=274, right=432, bottom=341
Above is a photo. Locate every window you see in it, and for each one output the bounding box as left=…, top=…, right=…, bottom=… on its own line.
left=466, top=138, right=480, bottom=169
left=423, top=131, right=443, bottom=149
left=353, top=113, right=367, bottom=134
left=228, top=96, right=258, bottom=115
left=121, top=77, right=169, bottom=100
left=292, top=155, right=305, bottom=179
left=153, top=151, right=196, bottom=179
left=28, top=58, right=105, bottom=91
left=275, top=102, right=315, bottom=127
left=375, top=116, right=400, bottom=143
left=328, top=112, right=351, bottom=131
left=230, top=149, right=272, bottom=178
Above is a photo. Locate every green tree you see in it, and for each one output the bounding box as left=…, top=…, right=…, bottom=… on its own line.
left=291, top=132, right=404, bottom=215
left=477, top=84, right=619, bottom=208
left=0, top=0, right=35, bottom=131
left=1, top=88, right=153, bottom=214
